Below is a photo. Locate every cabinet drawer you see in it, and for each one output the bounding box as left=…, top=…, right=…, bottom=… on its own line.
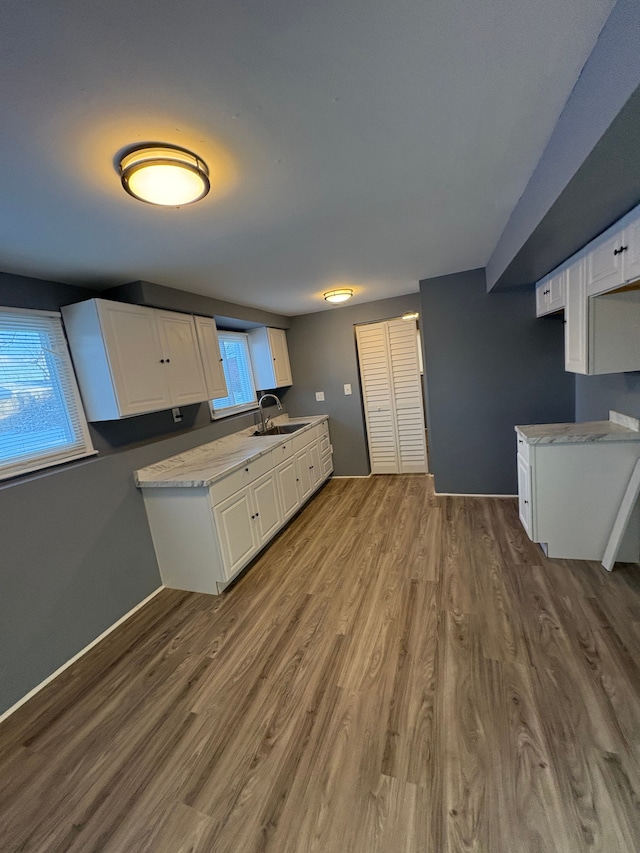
left=293, top=425, right=317, bottom=452
left=322, top=453, right=333, bottom=477
left=271, top=439, right=294, bottom=464
left=320, top=434, right=330, bottom=456
left=209, top=453, right=273, bottom=506
left=515, top=433, right=530, bottom=464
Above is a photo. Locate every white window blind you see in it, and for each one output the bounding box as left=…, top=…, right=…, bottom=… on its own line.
left=0, top=307, right=95, bottom=480
left=211, top=331, right=258, bottom=417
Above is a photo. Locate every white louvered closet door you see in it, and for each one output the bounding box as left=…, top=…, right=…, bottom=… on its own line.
left=356, top=318, right=428, bottom=474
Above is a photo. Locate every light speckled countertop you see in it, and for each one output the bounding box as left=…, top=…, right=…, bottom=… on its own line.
left=515, top=410, right=640, bottom=445
left=135, top=415, right=328, bottom=488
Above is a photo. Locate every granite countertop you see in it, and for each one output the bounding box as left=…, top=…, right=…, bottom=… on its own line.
left=515, top=410, right=640, bottom=445
left=135, top=415, right=328, bottom=488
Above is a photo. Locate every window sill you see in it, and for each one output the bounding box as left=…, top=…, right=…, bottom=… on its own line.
left=210, top=402, right=259, bottom=420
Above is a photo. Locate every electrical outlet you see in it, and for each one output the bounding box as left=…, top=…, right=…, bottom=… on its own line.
left=315, top=391, right=325, bottom=402
left=172, top=407, right=183, bottom=423
left=344, top=384, right=352, bottom=395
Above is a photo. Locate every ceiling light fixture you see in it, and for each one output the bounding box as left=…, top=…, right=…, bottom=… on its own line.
left=323, top=288, right=353, bottom=304
left=119, top=144, right=210, bottom=206
left=402, top=311, right=419, bottom=320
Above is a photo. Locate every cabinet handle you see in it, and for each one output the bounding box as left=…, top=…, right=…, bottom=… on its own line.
left=518, top=439, right=523, bottom=444
left=251, top=514, right=255, bottom=519
left=245, top=467, right=249, bottom=472
left=524, top=500, right=529, bottom=505
left=543, top=289, right=550, bottom=295
left=160, top=359, right=165, bottom=363
left=255, top=512, right=259, bottom=517
left=614, top=245, right=628, bottom=255
left=166, top=358, right=170, bottom=363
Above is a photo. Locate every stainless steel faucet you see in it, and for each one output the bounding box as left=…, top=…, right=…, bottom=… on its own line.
left=258, top=393, right=283, bottom=435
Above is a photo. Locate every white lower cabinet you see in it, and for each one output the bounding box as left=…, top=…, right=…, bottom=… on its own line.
left=515, top=427, right=640, bottom=561
left=139, top=419, right=332, bottom=594
left=309, top=441, right=323, bottom=490
left=276, top=457, right=300, bottom=521
left=251, top=470, right=282, bottom=545
left=214, top=488, right=258, bottom=580
left=295, top=446, right=313, bottom=502
left=516, top=453, right=532, bottom=538
left=213, top=469, right=282, bottom=580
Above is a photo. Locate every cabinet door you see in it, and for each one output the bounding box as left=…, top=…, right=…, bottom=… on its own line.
left=213, top=488, right=258, bottom=580
left=309, top=440, right=323, bottom=490
left=535, top=280, right=549, bottom=317
left=276, top=457, right=300, bottom=521
left=99, top=301, right=172, bottom=416
left=547, top=270, right=565, bottom=312
left=295, top=447, right=313, bottom=502
left=250, top=471, right=282, bottom=546
left=156, top=311, right=208, bottom=407
left=564, top=260, right=588, bottom=374
left=623, top=216, right=640, bottom=284
left=194, top=315, right=228, bottom=400
left=517, top=454, right=532, bottom=538
left=268, top=328, right=293, bottom=387
left=586, top=229, right=625, bottom=296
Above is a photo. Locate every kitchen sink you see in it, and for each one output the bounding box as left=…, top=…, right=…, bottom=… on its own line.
left=252, top=422, right=309, bottom=436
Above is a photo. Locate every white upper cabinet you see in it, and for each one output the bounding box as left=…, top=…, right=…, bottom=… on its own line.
left=564, top=259, right=588, bottom=374
left=193, top=315, right=228, bottom=400
left=586, top=229, right=626, bottom=296
left=586, top=206, right=640, bottom=297
left=564, top=257, right=640, bottom=375
left=90, top=301, right=173, bottom=417
left=535, top=270, right=565, bottom=317
left=248, top=326, right=293, bottom=390
left=537, top=202, right=640, bottom=376
left=624, top=215, right=640, bottom=284
left=62, top=299, right=209, bottom=421
left=155, top=310, right=208, bottom=407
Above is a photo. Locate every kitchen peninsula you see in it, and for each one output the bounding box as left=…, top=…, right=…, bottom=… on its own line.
left=515, top=411, right=640, bottom=561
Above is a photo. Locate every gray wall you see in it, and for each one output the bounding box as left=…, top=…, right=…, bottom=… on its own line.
left=575, top=373, right=640, bottom=422
left=0, top=272, right=284, bottom=715
left=487, top=0, right=640, bottom=290
left=420, top=269, right=575, bottom=494
left=285, top=293, right=422, bottom=477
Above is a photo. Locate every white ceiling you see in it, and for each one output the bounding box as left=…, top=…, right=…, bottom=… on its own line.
left=0, top=0, right=615, bottom=315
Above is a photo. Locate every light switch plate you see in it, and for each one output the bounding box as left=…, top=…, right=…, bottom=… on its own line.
left=344, top=384, right=352, bottom=395
left=315, top=391, right=325, bottom=401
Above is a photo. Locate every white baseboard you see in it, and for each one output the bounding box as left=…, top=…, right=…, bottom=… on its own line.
left=435, top=492, right=517, bottom=498
left=331, top=474, right=373, bottom=479
left=0, top=585, right=165, bottom=725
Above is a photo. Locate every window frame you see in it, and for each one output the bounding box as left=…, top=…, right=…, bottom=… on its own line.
left=0, top=306, right=96, bottom=481
left=210, top=330, right=259, bottom=419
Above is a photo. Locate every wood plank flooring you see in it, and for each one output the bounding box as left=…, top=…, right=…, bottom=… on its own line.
left=2, top=475, right=640, bottom=852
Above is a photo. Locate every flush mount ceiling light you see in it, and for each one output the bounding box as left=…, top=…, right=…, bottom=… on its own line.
left=402, top=311, right=419, bottom=320
left=119, top=144, right=210, bottom=206
left=323, top=288, right=353, bottom=304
